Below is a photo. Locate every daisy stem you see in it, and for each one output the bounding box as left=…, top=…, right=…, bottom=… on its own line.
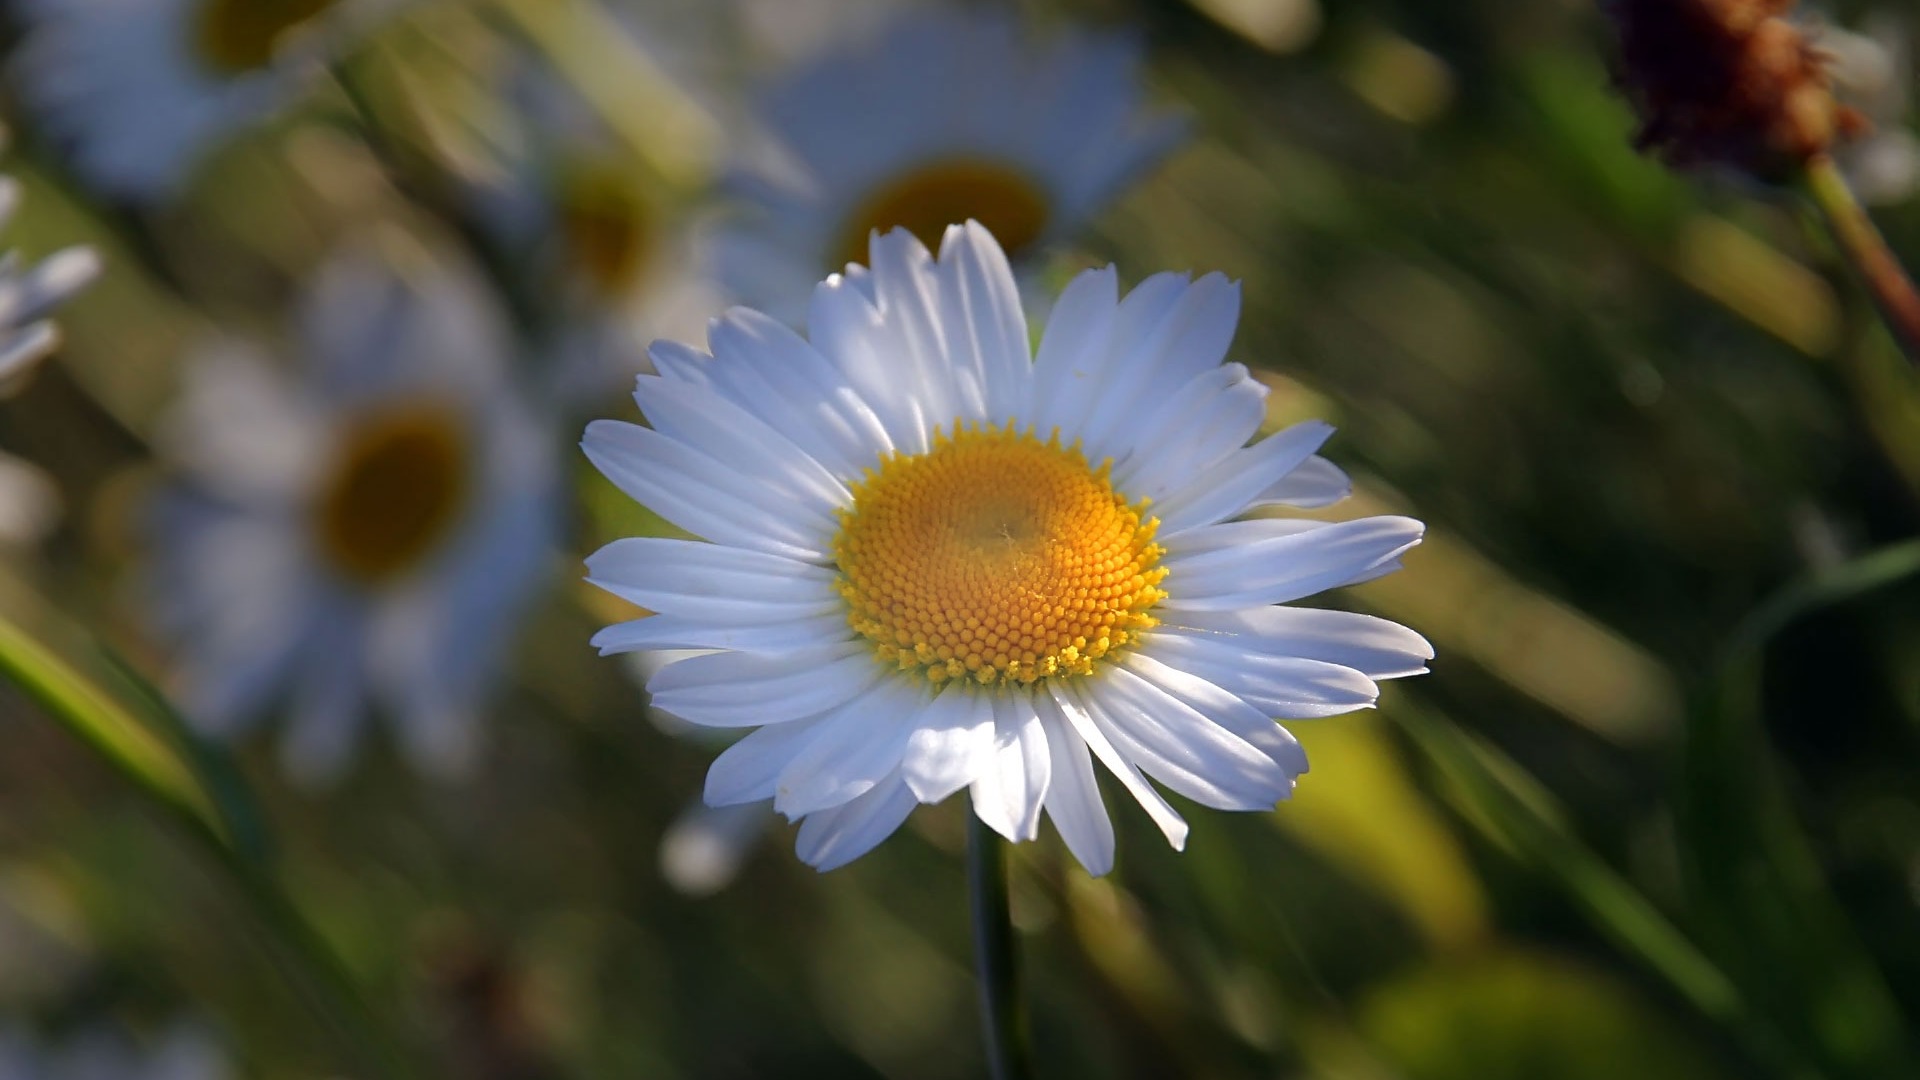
left=966, top=815, right=1033, bottom=1080
left=1803, top=153, right=1920, bottom=367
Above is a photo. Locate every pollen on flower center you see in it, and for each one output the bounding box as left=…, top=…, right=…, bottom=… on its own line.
left=834, top=423, right=1168, bottom=686
left=193, top=0, right=336, bottom=76
left=831, top=159, right=1051, bottom=270
left=313, top=403, right=470, bottom=585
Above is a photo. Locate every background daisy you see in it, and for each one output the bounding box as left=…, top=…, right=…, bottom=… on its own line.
left=586, top=223, right=1431, bottom=873
left=0, top=174, right=99, bottom=388
left=706, top=7, right=1187, bottom=319
left=460, top=42, right=720, bottom=404
left=144, top=244, right=559, bottom=781
left=8, top=0, right=387, bottom=200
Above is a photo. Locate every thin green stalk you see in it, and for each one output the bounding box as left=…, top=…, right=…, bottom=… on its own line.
left=1803, top=153, right=1920, bottom=367
left=1384, top=704, right=1802, bottom=1075
left=489, top=0, right=718, bottom=189
left=967, top=814, right=1033, bottom=1080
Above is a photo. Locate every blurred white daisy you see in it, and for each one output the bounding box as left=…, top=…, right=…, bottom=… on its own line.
left=146, top=246, right=559, bottom=781
left=0, top=1021, right=229, bottom=1080
left=585, top=223, right=1430, bottom=874
left=0, top=176, right=101, bottom=389
left=454, top=44, right=720, bottom=403
left=708, top=8, right=1187, bottom=320
left=1822, top=13, right=1920, bottom=205
left=8, top=0, right=389, bottom=201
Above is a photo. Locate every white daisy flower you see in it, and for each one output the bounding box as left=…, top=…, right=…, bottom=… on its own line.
left=585, top=223, right=1431, bottom=874
left=146, top=246, right=559, bottom=781
left=8, top=0, right=389, bottom=201
left=0, top=177, right=101, bottom=389
left=707, top=8, right=1187, bottom=320
left=456, top=50, right=720, bottom=403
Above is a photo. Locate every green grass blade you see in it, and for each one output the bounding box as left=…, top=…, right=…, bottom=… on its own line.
left=1388, top=702, right=1807, bottom=1076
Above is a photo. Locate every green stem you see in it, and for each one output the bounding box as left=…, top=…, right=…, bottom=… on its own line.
left=1803, top=153, right=1920, bottom=367
left=967, top=815, right=1032, bottom=1080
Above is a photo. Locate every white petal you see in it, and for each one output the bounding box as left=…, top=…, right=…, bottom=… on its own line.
left=1047, top=682, right=1188, bottom=850
left=1249, top=455, right=1352, bottom=509
left=631, top=375, right=851, bottom=522
left=1153, top=420, right=1334, bottom=537
left=703, top=307, right=896, bottom=474
left=649, top=339, right=712, bottom=384
left=1112, top=363, right=1267, bottom=499
left=936, top=222, right=1031, bottom=425
left=1161, top=516, right=1425, bottom=610
left=868, top=228, right=965, bottom=429
left=584, top=537, right=839, bottom=618
left=1080, top=273, right=1241, bottom=465
left=393, top=697, right=479, bottom=781
left=647, top=644, right=881, bottom=727
left=1037, top=271, right=1189, bottom=447
left=774, top=677, right=929, bottom=817
left=1163, top=607, right=1432, bottom=680
left=969, top=692, right=1052, bottom=842
left=1144, top=633, right=1380, bottom=719
left=280, top=631, right=368, bottom=788
left=592, top=612, right=853, bottom=656
left=582, top=420, right=830, bottom=561
left=808, top=272, right=931, bottom=454
left=1036, top=700, right=1115, bottom=874
left=17, top=245, right=100, bottom=321
left=705, top=720, right=824, bottom=806
left=901, top=685, right=996, bottom=803
left=0, top=321, right=55, bottom=381
left=1084, top=666, right=1292, bottom=810
left=1122, top=651, right=1309, bottom=777
left=1029, top=265, right=1119, bottom=437
left=794, top=776, right=920, bottom=871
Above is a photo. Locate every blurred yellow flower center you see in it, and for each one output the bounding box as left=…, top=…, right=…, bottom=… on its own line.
left=313, top=404, right=470, bottom=585
left=194, top=0, right=336, bottom=75
left=557, top=161, right=658, bottom=297
left=831, top=160, right=1051, bottom=269
left=834, top=424, right=1168, bottom=686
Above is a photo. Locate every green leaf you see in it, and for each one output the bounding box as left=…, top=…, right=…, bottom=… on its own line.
left=0, top=578, right=219, bottom=841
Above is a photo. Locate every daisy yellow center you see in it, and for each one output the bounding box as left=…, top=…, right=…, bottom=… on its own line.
left=194, top=0, right=336, bottom=75
left=831, top=159, right=1052, bottom=270
left=313, top=404, right=470, bottom=585
left=834, top=424, right=1168, bottom=686
left=557, top=160, right=658, bottom=297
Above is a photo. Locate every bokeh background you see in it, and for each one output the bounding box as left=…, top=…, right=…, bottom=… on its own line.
left=1, top=0, right=1919, bottom=1076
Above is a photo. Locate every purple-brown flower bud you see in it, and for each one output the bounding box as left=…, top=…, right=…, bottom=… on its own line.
left=1606, top=0, right=1867, bottom=182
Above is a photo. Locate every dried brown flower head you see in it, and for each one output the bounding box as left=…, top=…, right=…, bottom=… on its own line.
left=1606, top=0, right=1868, bottom=182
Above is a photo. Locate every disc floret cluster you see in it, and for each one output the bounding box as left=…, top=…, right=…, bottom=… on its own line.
left=833, top=422, right=1168, bottom=687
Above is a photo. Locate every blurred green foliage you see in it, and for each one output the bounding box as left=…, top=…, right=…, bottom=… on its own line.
left=2, top=0, right=1920, bottom=1076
